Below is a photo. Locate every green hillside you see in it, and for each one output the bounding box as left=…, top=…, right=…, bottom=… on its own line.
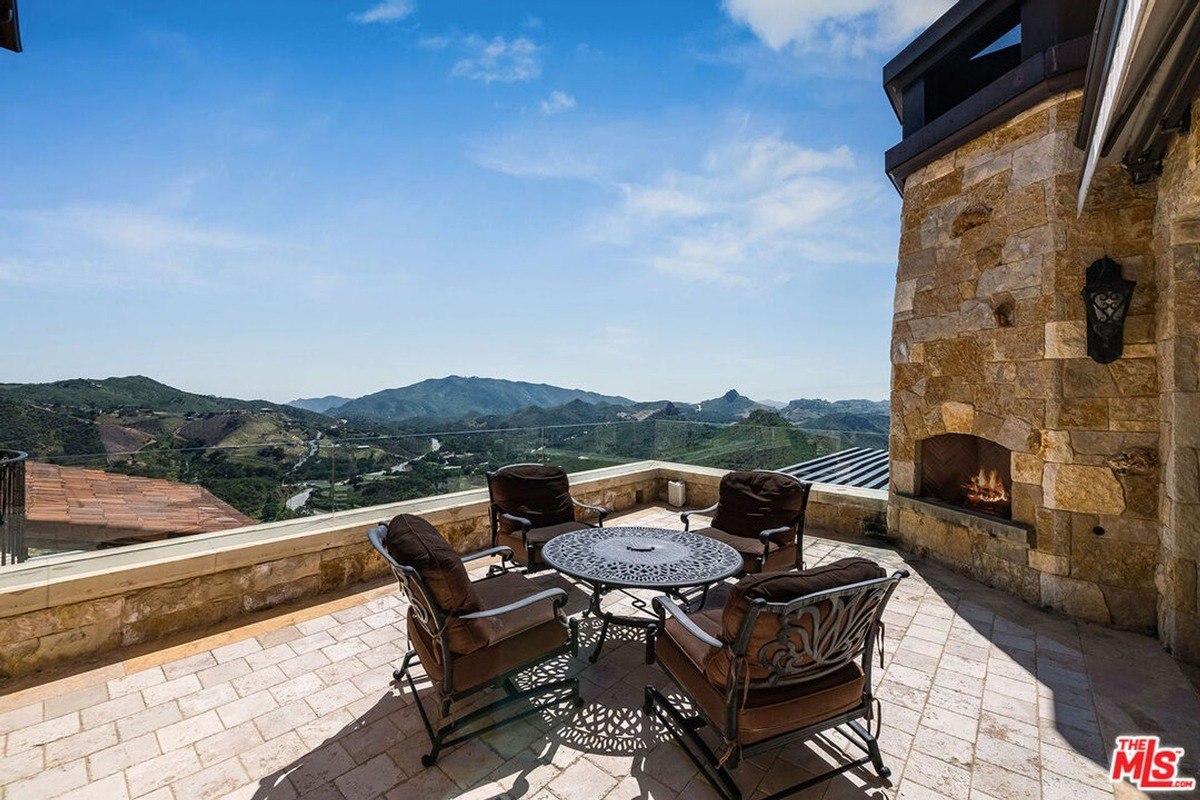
left=473, top=399, right=631, bottom=428
left=780, top=397, right=889, bottom=423
left=0, top=375, right=329, bottom=425
left=798, top=412, right=890, bottom=434
left=0, top=397, right=104, bottom=456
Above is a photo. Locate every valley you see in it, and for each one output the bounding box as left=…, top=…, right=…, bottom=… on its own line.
left=0, top=375, right=888, bottom=524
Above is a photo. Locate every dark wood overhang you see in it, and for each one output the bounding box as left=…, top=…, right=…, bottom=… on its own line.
left=1, top=0, right=21, bottom=53
left=883, top=0, right=1100, bottom=192
left=1076, top=0, right=1200, bottom=201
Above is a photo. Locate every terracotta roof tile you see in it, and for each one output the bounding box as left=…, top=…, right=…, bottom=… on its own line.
left=25, top=462, right=255, bottom=536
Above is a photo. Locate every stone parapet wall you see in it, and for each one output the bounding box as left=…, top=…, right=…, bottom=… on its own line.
left=889, top=90, right=1164, bottom=635
left=1154, top=100, right=1200, bottom=663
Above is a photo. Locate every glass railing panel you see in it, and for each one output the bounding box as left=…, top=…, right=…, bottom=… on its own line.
left=2, top=419, right=888, bottom=567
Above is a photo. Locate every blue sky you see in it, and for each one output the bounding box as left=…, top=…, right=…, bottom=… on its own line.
left=0, top=0, right=952, bottom=404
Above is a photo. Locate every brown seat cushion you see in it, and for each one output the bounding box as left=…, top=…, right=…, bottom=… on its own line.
left=711, top=471, right=809, bottom=543
left=407, top=572, right=569, bottom=693
left=711, top=557, right=886, bottom=684
left=498, top=520, right=590, bottom=565
left=383, top=514, right=490, bottom=654
left=692, top=527, right=797, bottom=574
left=489, top=464, right=576, bottom=533
left=657, top=609, right=865, bottom=745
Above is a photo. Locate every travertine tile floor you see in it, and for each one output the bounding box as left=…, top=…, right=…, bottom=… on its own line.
left=2, top=505, right=1198, bottom=800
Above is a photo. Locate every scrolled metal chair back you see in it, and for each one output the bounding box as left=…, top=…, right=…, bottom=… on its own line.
left=367, top=524, right=445, bottom=639
left=735, top=572, right=904, bottom=688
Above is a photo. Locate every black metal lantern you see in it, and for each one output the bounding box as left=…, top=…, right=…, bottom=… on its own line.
left=1081, top=257, right=1135, bottom=364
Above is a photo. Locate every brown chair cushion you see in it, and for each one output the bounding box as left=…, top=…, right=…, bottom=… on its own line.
left=407, top=572, right=569, bottom=693
left=384, top=514, right=480, bottom=614
left=710, top=557, right=886, bottom=684
left=498, top=520, right=590, bottom=565
left=711, top=471, right=808, bottom=543
left=490, top=464, right=575, bottom=532
left=692, top=527, right=796, bottom=574
left=384, top=514, right=490, bottom=654
left=657, top=610, right=865, bottom=745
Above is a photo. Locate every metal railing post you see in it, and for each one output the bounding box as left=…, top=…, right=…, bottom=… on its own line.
left=1, top=449, right=28, bottom=566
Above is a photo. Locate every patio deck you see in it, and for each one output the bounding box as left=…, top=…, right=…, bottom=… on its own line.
left=1, top=504, right=1197, bottom=800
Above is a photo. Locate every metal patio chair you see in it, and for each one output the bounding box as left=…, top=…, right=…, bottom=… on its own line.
left=681, top=470, right=812, bottom=574
left=368, top=513, right=582, bottom=766
left=644, top=557, right=907, bottom=800
left=486, top=463, right=609, bottom=571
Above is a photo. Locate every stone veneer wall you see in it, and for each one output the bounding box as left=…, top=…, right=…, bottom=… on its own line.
left=889, top=90, right=1166, bottom=635
left=0, top=462, right=886, bottom=681
left=1154, top=100, right=1200, bottom=663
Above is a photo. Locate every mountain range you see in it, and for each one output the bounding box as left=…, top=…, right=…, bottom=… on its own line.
left=0, top=374, right=888, bottom=461
left=293, top=376, right=632, bottom=422
left=291, top=378, right=887, bottom=430
left=288, top=395, right=352, bottom=414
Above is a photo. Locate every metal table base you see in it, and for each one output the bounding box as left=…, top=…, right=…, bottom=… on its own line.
left=580, top=581, right=712, bottom=664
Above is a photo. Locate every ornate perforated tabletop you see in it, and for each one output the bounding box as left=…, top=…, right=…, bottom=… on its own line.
left=541, top=525, right=742, bottom=590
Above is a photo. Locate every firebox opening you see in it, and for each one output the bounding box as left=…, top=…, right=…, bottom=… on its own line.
left=919, top=433, right=1013, bottom=520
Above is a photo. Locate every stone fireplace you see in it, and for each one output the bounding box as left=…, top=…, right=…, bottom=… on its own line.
left=881, top=0, right=1200, bottom=662
left=919, top=434, right=1013, bottom=521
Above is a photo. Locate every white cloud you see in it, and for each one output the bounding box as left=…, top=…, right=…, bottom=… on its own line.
left=417, top=35, right=451, bottom=50
left=350, top=0, right=415, bottom=25
left=723, top=0, right=952, bottom=57
left=469, top=117, right=690, bottom=182
left=588, top=135, right=889, bottom=285
left=472, top=139, right=601, bottom=181
left=0, top=204, right=290, bottom=288
left=451, top=36, right=541, bottom=83
left=540, top=90, right=576, bottom=116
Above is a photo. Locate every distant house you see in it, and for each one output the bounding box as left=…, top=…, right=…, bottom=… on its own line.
left=1, top=0, right=20, bottom=53
left=24, top=462, right=253, bottom=553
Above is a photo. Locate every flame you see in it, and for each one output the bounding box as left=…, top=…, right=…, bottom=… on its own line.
left=963, top=467, right=1009, bottom=510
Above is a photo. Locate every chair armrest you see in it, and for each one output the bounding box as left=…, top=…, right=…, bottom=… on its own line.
left=369, top=524, right=403, bottom=570
left=572, top=498, right=609, bottom=523
left=757, top=525, right=793, bottom=543
left=680, top=504, right=719, bottom=530
left=458, top=587, right=568, bottom=620
left=460, top=546, right=514, bottom=564
left=500, top=512, right=532, bottom=532
left=652, top=595, right=724, bottom=649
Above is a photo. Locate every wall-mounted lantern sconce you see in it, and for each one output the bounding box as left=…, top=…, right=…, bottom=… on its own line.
left=1081, top=257, right=1135, bottom=364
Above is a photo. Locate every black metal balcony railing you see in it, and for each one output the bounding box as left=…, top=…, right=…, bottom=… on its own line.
left=1, top=449, right=27, bottom=566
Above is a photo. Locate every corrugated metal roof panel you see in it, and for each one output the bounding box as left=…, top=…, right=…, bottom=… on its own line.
left=782, top=448, right=890, bottom=490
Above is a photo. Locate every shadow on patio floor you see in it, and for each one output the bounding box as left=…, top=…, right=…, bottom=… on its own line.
left=244, top=585, right=896, bottom=800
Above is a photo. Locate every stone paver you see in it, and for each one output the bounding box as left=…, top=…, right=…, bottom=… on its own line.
left=2, top=504, right=1199, bottom=799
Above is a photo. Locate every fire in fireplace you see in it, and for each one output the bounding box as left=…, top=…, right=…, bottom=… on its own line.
left=919, top=434, right=1013, bottom=519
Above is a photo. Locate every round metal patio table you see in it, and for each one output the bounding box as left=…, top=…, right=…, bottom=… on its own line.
left=541, top=526, right=742, bottom=664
